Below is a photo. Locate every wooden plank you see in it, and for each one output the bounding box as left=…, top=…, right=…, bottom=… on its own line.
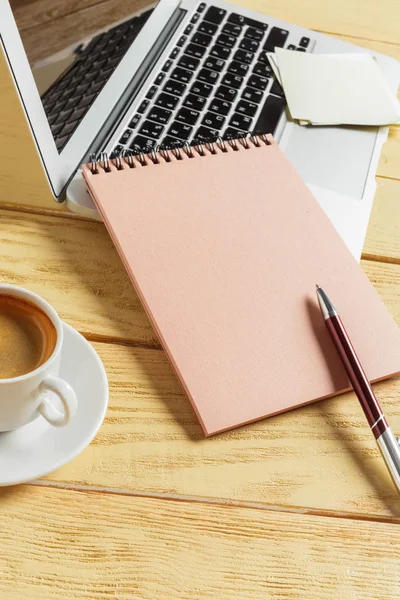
left=1, top=208, right=399, bottom=345
left=15, top=0, right=153, bottom=64
left=232, top=0, right=400, bottom=45
left=363, top=178, right=400, bottom=264
left=43, top=339, right=400, bottom=518
left=1, top=485, right=400, bottom=599
left=10, top=0, right=105, bottom=31
left=0, top=208, right=157, bottom=345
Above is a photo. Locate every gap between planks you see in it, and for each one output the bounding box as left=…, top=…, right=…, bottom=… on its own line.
left=29, top=478, right=400, bottom=526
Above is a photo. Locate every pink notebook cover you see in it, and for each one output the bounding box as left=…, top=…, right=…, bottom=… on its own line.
left=82, top=136, right=400, bottom=436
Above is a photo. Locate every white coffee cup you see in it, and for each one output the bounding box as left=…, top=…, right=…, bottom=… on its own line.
left=0, top=284, right=77, bottom=431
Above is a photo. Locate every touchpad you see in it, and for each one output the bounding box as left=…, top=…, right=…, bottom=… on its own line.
left=284, top=124, right=378, bottom=199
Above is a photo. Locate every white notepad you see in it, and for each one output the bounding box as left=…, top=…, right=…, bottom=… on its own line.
left=272, top=49, right=400, bottom=126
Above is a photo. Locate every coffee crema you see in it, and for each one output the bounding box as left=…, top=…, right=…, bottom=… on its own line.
left=0, top=295, right=57, bottom=379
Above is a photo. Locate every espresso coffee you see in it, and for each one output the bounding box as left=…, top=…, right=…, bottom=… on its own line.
left=0, top=295, right=57, bottom=379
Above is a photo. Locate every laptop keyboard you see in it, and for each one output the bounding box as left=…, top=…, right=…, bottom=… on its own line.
left=41, top=2, right=313, bottom=155
left=110, top=3, right=313, bottom=157
left=40, top=9, right=153, bottom=152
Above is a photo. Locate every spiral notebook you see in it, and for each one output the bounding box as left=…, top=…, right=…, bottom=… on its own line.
left=82, top=135, right=400, bottom=436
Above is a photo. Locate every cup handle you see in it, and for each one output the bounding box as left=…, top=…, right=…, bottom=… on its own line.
left=37, top=376, right=78, bottom=427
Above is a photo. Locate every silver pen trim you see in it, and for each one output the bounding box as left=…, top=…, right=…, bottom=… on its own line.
left=376, top=428, right=400, bottom=494
left=316, top=286, right=338, bottom=320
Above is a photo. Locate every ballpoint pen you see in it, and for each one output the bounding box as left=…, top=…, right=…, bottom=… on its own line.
left=316, top=285, right=400, bottom=494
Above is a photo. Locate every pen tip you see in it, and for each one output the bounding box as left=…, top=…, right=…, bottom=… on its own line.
left=316, top=284, right=320, bottom=290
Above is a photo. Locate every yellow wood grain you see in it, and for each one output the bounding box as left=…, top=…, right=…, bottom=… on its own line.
left=0, top=208, right=157, bottom=345
left=364, top=178, right=400, bottom=264
left=1, top=208, right=400, bottom=346
left=1, top=485, right=400, bottom=599
left=42, top=338, right=400, bottom=519
left=0, top=51, right=64, bottom=211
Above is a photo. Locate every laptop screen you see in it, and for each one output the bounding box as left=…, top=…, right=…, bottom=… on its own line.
left=9, top=2, right=154, bottom=154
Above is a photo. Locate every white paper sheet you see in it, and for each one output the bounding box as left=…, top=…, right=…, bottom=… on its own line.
left=273, top=49, right=400, bottom=126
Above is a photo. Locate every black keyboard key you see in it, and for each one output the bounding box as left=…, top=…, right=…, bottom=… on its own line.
left=221, top=73, right=243, bottom=89
left=147, top=106, right=173, bottom=125
left=299, top=36, right=310, bottom=48
left=233, top=49, right=254, bottom=64
left=204, top=6, right=227, bottom=24
left=257, top=50, right=270, bottom=64
left=287, top=44, right=296, bottom=50
left=137, top=99, right=150, bottom=114
left=176, top=107, right=200, bottom=125
left=190, top=12, right=201, bottom=24
left=227, top=13, right=268, bottom=30
left=248, top=74, right=269, bottom=90
left=244, top=26, right=264, bottom=41
left=202, top=111, right=225, bottom=130
left=129, top=114, right=141, bottom=128
left=296, top=47, right=306, bottom=52
left=194, top=125, right=219, bottom=142
left=185, top=43, right=207, bottom=59
left=146, top=85, right=158, bottom=99
left=210, top=45, right=232, bottom=60
left=227, top=13, right=245, bottom=26
left=164, top=79, right=187, bottom=96
left=191, top=80, right=213, bottom=98
left=229, top=113, right=252, bottom=131
left=155, top=72, right=166, bottom=85
left=168, top=121, right=193, bottom=140
left=162, top=59, right=173, bottom=72
left=178, top=54, right=200, bottom=71
left=224, top=126, right=245, bottom=138
left=242, top=86, right=263, bottom=103
left=155, top=92, right=180, bottom=110
left=130, top=135, right=157, bottom=150
left=119, top=129, right=133, bottom=144
left=263, top=27, right=289, bottom=51
left=184, top=24, right=194, bottom=35
left=222, top=23, right=242, bottom=36
left=198, top=2, right=206, bottom=12
left=139, top=120, right=165, bottom=139
left=227, top=60, right=249, bottom=76
left=253, top=62, right=272, bottom=77
left=198, top=21, right=218, bottom=35
left=216, top=34, right=237, bottom=48
left=236, top=99, right=258, bottom=117
left=177, top=35, right=187, bottom=47
left=192, top=32, right=212, bottom=47
left=183, top=93, right=207, bottom=111
left=208, top=98, right=231, bottom=116
left=253, top=93, right=285, bottom=134
left=162, top=135, right=184, bottom=147
left=170, top=47, right=180, bottom=59
left=171, top=67, right=193, bottom=84
left=215, top=85, right=238, bottom=102
left=198, top=68, right=219, bottom=84
left=110, top=144, right=123, bottom=158
left=270, top=78, right=284, bottom=97
left=204, top=56, right=225, bottom=72
left=239, top=37, right=259, bottom=53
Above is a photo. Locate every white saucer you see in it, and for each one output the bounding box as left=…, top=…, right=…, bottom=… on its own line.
left=0, top=322, right=108, bottom=486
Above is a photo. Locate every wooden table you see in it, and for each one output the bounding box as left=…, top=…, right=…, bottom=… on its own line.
left=1, top=0, right=400, bottom=597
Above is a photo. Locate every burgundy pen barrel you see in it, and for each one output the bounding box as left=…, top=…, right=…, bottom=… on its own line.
left=326, top=315, right=388, bottom=439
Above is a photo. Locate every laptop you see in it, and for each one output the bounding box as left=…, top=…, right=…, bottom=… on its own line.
left=2, top=0, right=399, bottom=259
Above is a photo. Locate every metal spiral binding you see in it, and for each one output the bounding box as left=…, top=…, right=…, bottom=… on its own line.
left=88, top=132, right=271, bottom=174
